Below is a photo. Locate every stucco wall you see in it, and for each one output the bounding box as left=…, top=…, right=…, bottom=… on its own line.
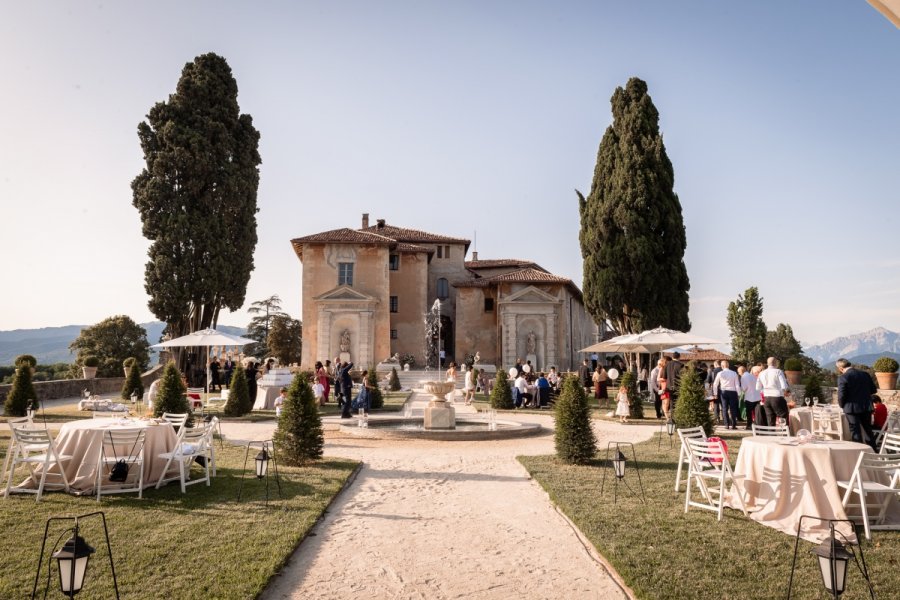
left=427, top=242, right=469, bottom=360
left=455, top=287, right=499, bottom=365
left=389, top=250, right=429, bottom=361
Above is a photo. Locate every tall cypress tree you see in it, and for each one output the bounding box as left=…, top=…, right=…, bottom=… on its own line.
left=579, top=77, right=690, bottom=334
left=726, top=286, right=767, bottom=366
left=132, top=53, right=261, bottom=349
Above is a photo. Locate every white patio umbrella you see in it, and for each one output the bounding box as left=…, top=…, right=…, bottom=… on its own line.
left=580, top=327, right=723, bottom=369
left=152, top=328, right=257, bottom=394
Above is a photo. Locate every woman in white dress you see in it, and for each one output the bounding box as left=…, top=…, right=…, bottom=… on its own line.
left=615, top=386, right=630, bottom=423
left=464, top=368, right=476, bottom=405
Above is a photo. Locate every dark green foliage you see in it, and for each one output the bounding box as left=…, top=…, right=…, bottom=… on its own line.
left=874, top=357, right=899, bottom=373
left=726, top=287, right=767, bottom=366
left=783, top=357, right=803, bottom=371
left=803, top=373, right=824, bottom=403
left=69, top=315, right=150, bottom=377
left=2, top=363, right=72, bottom=384
left=121, top=364, right=145, bottom=400
left=132, top=53, right=261, bottom=344
left=490, top=369, right=513, bottom=409
left=14, top=355, right=37, bottom=369
left=366, top=368, right=383, bottom=409
left=389, top=367, right=401, bottom=391
left=4, top=365, right=37, bottom=416
left=765, top=324, right=802, bottom=364
left=275, top=372, right=324, bottom=464
left=554, top=376, right=597, bottom=464
left=674, top=365, right=713, bottom=437
left=123, top=357, right=138, bottom=370
left=578, top=77, right=690, bottom=334
left=224, top=364, right=251, bottom=417
left=83, top=356, right=100, bottom=367
left=619, top=370, right=643, bottom=419
left=268, top=314, right=302, bottom=365
left=152, top=362, right=191, bottom=421
left=246, top=295, right=284, bottom=356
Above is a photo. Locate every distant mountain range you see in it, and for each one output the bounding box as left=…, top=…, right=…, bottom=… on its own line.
left=804, top=327, right=900, bottom=367
left=0, top=322, right=247, bottom=366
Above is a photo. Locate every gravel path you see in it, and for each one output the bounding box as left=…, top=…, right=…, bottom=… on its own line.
left=221, top=397, right=656, bottom=600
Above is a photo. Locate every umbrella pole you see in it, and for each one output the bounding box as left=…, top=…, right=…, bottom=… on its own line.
left=206, top=346, right=210, bottom=396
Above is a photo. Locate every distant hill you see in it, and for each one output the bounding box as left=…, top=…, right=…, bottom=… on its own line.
left=845, top=352, right=900, bottom=369
left=804, top=327, right=900, bottom=367
left=0, top=322, right=247, bottom=366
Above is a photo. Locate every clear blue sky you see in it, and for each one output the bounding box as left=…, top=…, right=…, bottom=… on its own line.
left=1, top=1, right=898, bottom=346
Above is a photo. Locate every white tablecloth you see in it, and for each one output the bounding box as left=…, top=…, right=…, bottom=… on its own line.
left=789, top=407, right=851, bottom=440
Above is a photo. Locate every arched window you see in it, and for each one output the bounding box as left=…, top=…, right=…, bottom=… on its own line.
left=437, top=278, right=449, bottom=299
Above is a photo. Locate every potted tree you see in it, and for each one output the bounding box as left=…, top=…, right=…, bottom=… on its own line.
left=784, top=357, right=803, bottom=386
left=82, top=356, right=100, bottom=380
left=873, top=357, right=899, bottom=391
left=123, top=356, right=137, bottom=378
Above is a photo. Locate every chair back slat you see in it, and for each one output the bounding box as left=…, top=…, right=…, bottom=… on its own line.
left=103, top=428, right=146, bottom=447
left=11, top=426, right=52, bottom=446
left=880, top=432, right=900, bottom=455
left=677, top=426, right=707, bottom=443
left=752, top=424, right=790, bottom=437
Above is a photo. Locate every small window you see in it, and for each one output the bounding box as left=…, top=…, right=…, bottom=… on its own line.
left=390, top=329, right=398, bottom=339
left=437, top=246, right=443, bottom=258
left=390, top=296, right=398, bottom=313
left=389, top=254, right=400, bottom=271
left=437, top=278, right=449, bottom=299
left=484, top=298, right=494, bottom=312
left=338, top=262, right=354, bottom=286
left=445, top=245, right=450, bottom=258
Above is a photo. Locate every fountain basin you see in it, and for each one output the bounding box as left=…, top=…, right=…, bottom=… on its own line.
left=339, top=417, right=542, bottom=441
left=422, top=381, right=455, bottom=399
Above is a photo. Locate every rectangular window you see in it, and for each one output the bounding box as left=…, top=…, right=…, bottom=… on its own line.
left=390, top=329, right=398, bottom=339
left=338, top=262, right=354, bottom=286
left=389, top=254, right=400, bottom=271
left=437, top=245, right=443, bottom=258
left=445, top=245, right=450, bottom=258
left=390, top=296, right=398, bottom=313
left=484, top=298, right=494, bottom=312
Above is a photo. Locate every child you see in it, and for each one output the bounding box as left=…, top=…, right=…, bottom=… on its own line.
left=312, top=380, right=325, bottom=407
left=659, top=376, right=671, bottom=420
left=274, top=387, right=287, bottom=417
left=615, top=385, right=630, bottom=423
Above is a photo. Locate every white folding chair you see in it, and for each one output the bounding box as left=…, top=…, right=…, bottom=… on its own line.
left=186, top=388, right=205, bottom=413
left=751, top=424, right=790, bottom=437
left=155, top=422, right=213, bottom=493
left=95, top=428, right=146, bottom=501
left=160, top=412, right=189, bottom=431
left=205, top=416, right=220, bottom=477
left=875, top=411, right=900, bottom=449
left=93, top=411, right=124, bottom=419
left=3, top=426, right=71, bottom=501
left=2, top=416, right=34, bottom=489
left=838, top=452, right=900, bottom=540
left=880, top=432, right=900, bottom=455
left=675, top=426, right=707, bottom=492
left=206, top=389, right=229, bottom=411
left=683, top=437, right=747, bottom=521
left=811, top=408, right=843, bottom=440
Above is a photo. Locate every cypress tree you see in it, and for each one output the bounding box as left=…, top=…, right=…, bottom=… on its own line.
left=803, top=373, right=824, bottom=404
left=121, top=363, right=145, bottom=400
left=490, top=370, right=513, bottom=409
left=275, top=372, right=323, bottom=464
left=4, top=364, right=37, bottom=417
left=153, top=362, right=191, bottom=423
left=726, top=287, right=767, bottom=365
left=674, top=364, right=713, bottom=437
left=224, top=364, right=251, bottom=417
left=389, top=367, right=401, bottom=391
left=366, top=368, right=384, bottom=409
left=554, top=376, right=597, bottom=464
left=578, top=77, right=690, bottom=335
left=619, top=370, right=643, bottom=419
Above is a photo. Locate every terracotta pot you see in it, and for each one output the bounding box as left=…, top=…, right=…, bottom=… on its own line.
left=785, top=370, right=802, bottom=386
left=875, top=372, right=898, bottom=391
left=82, top=366, right=98, bottom=380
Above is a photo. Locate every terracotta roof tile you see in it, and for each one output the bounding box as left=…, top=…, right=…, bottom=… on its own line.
left=664, top=347, right=732, bottom=362
left=360, top=223, right=470, bottom=246
left=396, top=242, right=433, bottom=253
left=454, top=267, right=572, bottom=287
left=290, top=228, right=396, bottom=260
left=464, top=259, right=540, bottom=270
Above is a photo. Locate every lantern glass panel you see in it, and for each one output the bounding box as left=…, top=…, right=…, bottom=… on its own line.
left=816, top=554, right=848, bottom=594
left=255, top=450, right=269, bottom=478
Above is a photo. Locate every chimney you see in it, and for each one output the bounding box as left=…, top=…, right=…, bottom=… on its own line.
left=376, top=219, right=385, bottom=229
left=362, top=213, right=369, bottom=228
left=472, top=251, right=479, bottom=261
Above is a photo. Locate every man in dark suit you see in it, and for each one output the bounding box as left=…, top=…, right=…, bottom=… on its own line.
left=578, top=359, right=592, bottom=394
left=665, top=352, right=685, bottom=411
left=836, top=358, right=878, bottom=450
left=337, top=361, right=355, bottom=419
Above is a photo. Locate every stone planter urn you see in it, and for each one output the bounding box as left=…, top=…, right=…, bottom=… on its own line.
left=785, top=370, right=802, bottom=386
left=875, top=372, right=898, bottom=391
left=422, top=381, right=456, bottom=429
left=82, top=366, right=98, bottom=379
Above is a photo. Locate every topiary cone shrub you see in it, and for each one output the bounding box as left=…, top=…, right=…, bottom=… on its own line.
left=873, top=357, right=899, bottom=373
left=490, top=369, right=513, bottom=409
left=224, top=364, right=251, bottom=417
left=274, top=372, right=323, bottom=464
left=803, top=373, right=824, bottom=403
left=4, top=362, right=38, bottom=416
left=121, top=363, right=145, bottom=400
left=554, top=375, right=597, bottom=464
left=14, top=354, right=37, bottom=370
left=619, top=370, right=643, bottom=419
left=153, top=362, right=191, bottom=425
left=389, top=367, right=401, bottom=391
left=367, top=367, right=383, bottom=409
left=674, top=364, right=713, bottom=437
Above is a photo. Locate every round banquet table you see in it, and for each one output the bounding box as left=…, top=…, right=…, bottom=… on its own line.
left=48, top=417, right=177, bottom=495
left=789, top=406, right=851, bottom=440
left=727, top=436, right=874, bottom=542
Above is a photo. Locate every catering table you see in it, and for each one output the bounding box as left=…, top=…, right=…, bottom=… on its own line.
left=43, top=418, right=177, bottom=495
left=789, top=406, right=851, bottom=440
left=727, top=436, right=878, bottom=542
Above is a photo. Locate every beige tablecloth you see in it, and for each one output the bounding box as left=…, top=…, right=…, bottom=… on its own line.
left=789, top=407, right=851, bottom=440
left=44, top=418, right=177, bottom=495
left=727, top=437, right=881, bottom=542
left=253, top=386, right=280, bottom=410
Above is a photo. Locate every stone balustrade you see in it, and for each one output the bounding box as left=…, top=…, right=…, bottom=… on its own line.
left=0, top=366, right=162, bottom=405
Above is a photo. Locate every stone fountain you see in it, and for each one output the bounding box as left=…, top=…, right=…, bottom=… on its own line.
left=422, top=381, right=456, bottom=429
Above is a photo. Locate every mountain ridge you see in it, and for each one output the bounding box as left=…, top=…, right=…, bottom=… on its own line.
left=804, top=327, right=900, bottom=367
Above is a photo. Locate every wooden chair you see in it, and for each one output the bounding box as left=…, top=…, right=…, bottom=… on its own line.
left=95, top=428, right=146, bottom=501
left=683, top=437, right=747, bottom=521
left=3, top=426, right=71, bottom=501
left=838, top=452, right=900, bottom=540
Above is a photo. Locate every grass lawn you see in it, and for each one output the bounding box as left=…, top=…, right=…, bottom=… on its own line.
left=519, top=432, right=900, bottom=600
left=0, top=432, right=358, bottom=599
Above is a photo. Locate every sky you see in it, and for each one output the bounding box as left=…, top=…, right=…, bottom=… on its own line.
left=1, top=1, right=898, bottom=347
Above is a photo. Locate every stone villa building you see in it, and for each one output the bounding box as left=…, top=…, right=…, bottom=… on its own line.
left=291, top=214, right=597, bottom=371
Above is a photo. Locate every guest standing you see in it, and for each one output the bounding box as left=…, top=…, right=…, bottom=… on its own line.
left=739, top=365, right=762, bottom=430
left=836, top=358, right=878, bottom=450
left=209, top=357, right=221, bottom=392
left=665, top=352, right=685, bottom=412
left=872, top=395, right=888, bottom=431
left=578, top=359, right=592, bottom=394
left=337, top=361, right=355, bottom=419
left=223, top=357, right=234, bottom=388
left=593, top=365, right=609, bottom=407
left=463, top=368, right=475, bottom=405
left=713, top=360, right=742, bottom=430
left=649, top=360, right=663, bottom=418
left=246, top=360, right=259, bottom=407
left=707, top=360, right=723, bottom=424
left=757, top=357, right=790, bottom=427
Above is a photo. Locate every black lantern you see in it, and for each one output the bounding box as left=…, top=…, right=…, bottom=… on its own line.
left=612, top=450, right=627, bottom=478
left=53, top=535, right=94, bottom=596
left=255, top=448, right=269, bottom=479
left=811, top=535, right=852, bottom=596
left=32, top=512, right=119, bottom=600
left=666, top=419, right=676, bottom=437
left=600, top=441, right=645, bottom=504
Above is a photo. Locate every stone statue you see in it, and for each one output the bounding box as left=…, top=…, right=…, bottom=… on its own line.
left=473, top=351, right=481, bottom=364
left=340, top=329, right=351, bottom=353
left=526, top=331, right=537, bottom=354
left=385, top=352, right=401, bottom=363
